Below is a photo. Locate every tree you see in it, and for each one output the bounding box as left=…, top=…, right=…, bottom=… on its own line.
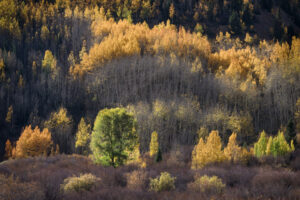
left=191, top=130, right=225, bottom=169
left=15, top=125, right=53, bottom=158
left=155, top=148, right=162, bottom=162
left=4, top=139, right=12, bottom=159
left=42, top=50, right=58, bottom=78
left=75, top=118, right=91, bottom=155
left=5, top=105, right=13, bottom=123
left=90, top=108, right=138, bottom=167
left=286, top=119, right=296, bottom=144
left=254, top=131, right=268, bottom=158
left=268, top=131, right=294, bottom=156
left=224, top=132, right=242, bottom=162
left=44, top=107, right=74, bottom=154
left=295, top=98, right=300, bottom=133
left=229, top=11, right=241, bottom=34
left=149, top=131, right=159, bottom=157
left=169, top=3, right=175, bottom=20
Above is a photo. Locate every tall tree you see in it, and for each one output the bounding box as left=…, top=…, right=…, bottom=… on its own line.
left=254, top=131, right=268, bottom=158
left=149, top=131, right=159, bottom=157
left=90, top=108, right=138, bottom=167
left=44, top=107, right=74, bottom=154
left=191, top=130, right=225, bottom=169
left=224, top=132, right=242, bottom=162
left=15, top=125, right=53, bottom=158
left=75, top=118, right=91, bottom=155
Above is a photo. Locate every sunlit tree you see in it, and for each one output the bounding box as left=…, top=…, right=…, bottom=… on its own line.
left=15, top=125, right=53, bottom=158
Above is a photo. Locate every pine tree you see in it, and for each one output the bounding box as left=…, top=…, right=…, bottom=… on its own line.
left=254, top=131, right=268, bottom=157
left=155, top=148, right=162, bottom=162
left=286, top=119, right=296, bottom=144
left=75, top=118, right=91, bottom=155
left=149, top=131, right=159, bottom=157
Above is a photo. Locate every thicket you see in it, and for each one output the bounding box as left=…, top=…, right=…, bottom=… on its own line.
left=1, top=153, right=300, bottom=200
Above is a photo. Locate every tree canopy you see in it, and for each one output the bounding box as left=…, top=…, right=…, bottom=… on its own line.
left=90, top=107, right=138, bottom=167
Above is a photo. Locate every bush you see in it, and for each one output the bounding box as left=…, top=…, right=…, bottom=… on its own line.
left=62, top=173, right=99, bottom=193
left=126, top=170, right=148, bottom=190
left=149, top=172, right=176, bottom=192
left=0, top=174, right=45, bottom=200
left=188, top=175, right=225, bottom=194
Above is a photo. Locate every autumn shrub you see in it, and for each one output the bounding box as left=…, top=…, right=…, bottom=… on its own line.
left=188, top=175, right=225, bottom=195
left=15, top=125, right=53, bottom=158
left=149, top=172, right=176, bottom=192
left=126, top=170, right=148, bottom=190
left=62, top=173, right=100, bottom=193
left=251, top=169, right=297, bottom=199
left=0, top=174, right=45, bottom=200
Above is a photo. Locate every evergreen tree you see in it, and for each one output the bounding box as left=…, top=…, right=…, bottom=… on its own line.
left=155, top=148, right=162, bottom=162
left=229, top=11, right=241, bottom=34
left=286, top=119, right=296, bottom=144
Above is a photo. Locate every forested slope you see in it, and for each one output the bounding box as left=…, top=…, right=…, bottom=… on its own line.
left=0, top=0, right=300, bottom=159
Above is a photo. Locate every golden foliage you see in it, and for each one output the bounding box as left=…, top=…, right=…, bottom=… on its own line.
left=5, top=105, right=13, bottom=123
left=44, top=107, right=72, bottom=128
left=70, top=19, right=211, bottom=77
left=4, top=139, right=12, bottom=159
left=75, top=117, right=91, bottom=155
left=149, top=131, right=159, bottom=157
left=15, top=125, right=53, bottom=158
left=224, top=132, right=242, bottom=162
left=191, top=130, right=225, bottom=169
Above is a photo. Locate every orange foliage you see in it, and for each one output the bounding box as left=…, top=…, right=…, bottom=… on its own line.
left=4, top=139, right=12, bottom=159
left=15, top=125, right=53, bottom=158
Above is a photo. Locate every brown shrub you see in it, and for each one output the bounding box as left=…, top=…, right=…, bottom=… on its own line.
left=0, top=174, right=45, bottom=200
left=126, top=170, right=148, bottom=190
left=251, top=169, right=298, bottom=199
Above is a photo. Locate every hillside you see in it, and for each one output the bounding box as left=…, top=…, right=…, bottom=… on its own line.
left=0, top=0, right=300, bottom=199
